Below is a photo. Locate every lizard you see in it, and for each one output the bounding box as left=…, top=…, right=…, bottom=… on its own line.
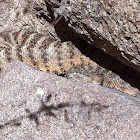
left=0, top=28, right=139, bottom=97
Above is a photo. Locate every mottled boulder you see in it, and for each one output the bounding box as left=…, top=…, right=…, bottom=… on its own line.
left=48, top=0, right=140, bottom=72
left=0, top=0, right=53, bottom=34
left=0, top=62, right=140, bottom=139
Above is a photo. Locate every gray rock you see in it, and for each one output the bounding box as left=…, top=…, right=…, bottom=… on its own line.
left=0, top=62, right=140, bottom=140
left=49, top=0, right=140, bottom=72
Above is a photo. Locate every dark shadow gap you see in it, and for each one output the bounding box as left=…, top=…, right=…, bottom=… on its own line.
left=53, top=18, right=140, bottom=90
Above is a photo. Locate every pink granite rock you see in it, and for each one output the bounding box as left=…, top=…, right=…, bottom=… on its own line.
left=0, top=62, right=140, bottom=140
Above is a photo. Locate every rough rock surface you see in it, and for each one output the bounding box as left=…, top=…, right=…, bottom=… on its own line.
left=48, top=0, right=140, bottom=72
left=0, top=62, right=140, bottom=139
left=0, top=0, right=55, bottom=34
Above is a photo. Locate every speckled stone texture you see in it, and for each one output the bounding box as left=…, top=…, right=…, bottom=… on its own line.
left=48, top=0, right=140, bottom=72
left=0, top=62, right=140, bottom=140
